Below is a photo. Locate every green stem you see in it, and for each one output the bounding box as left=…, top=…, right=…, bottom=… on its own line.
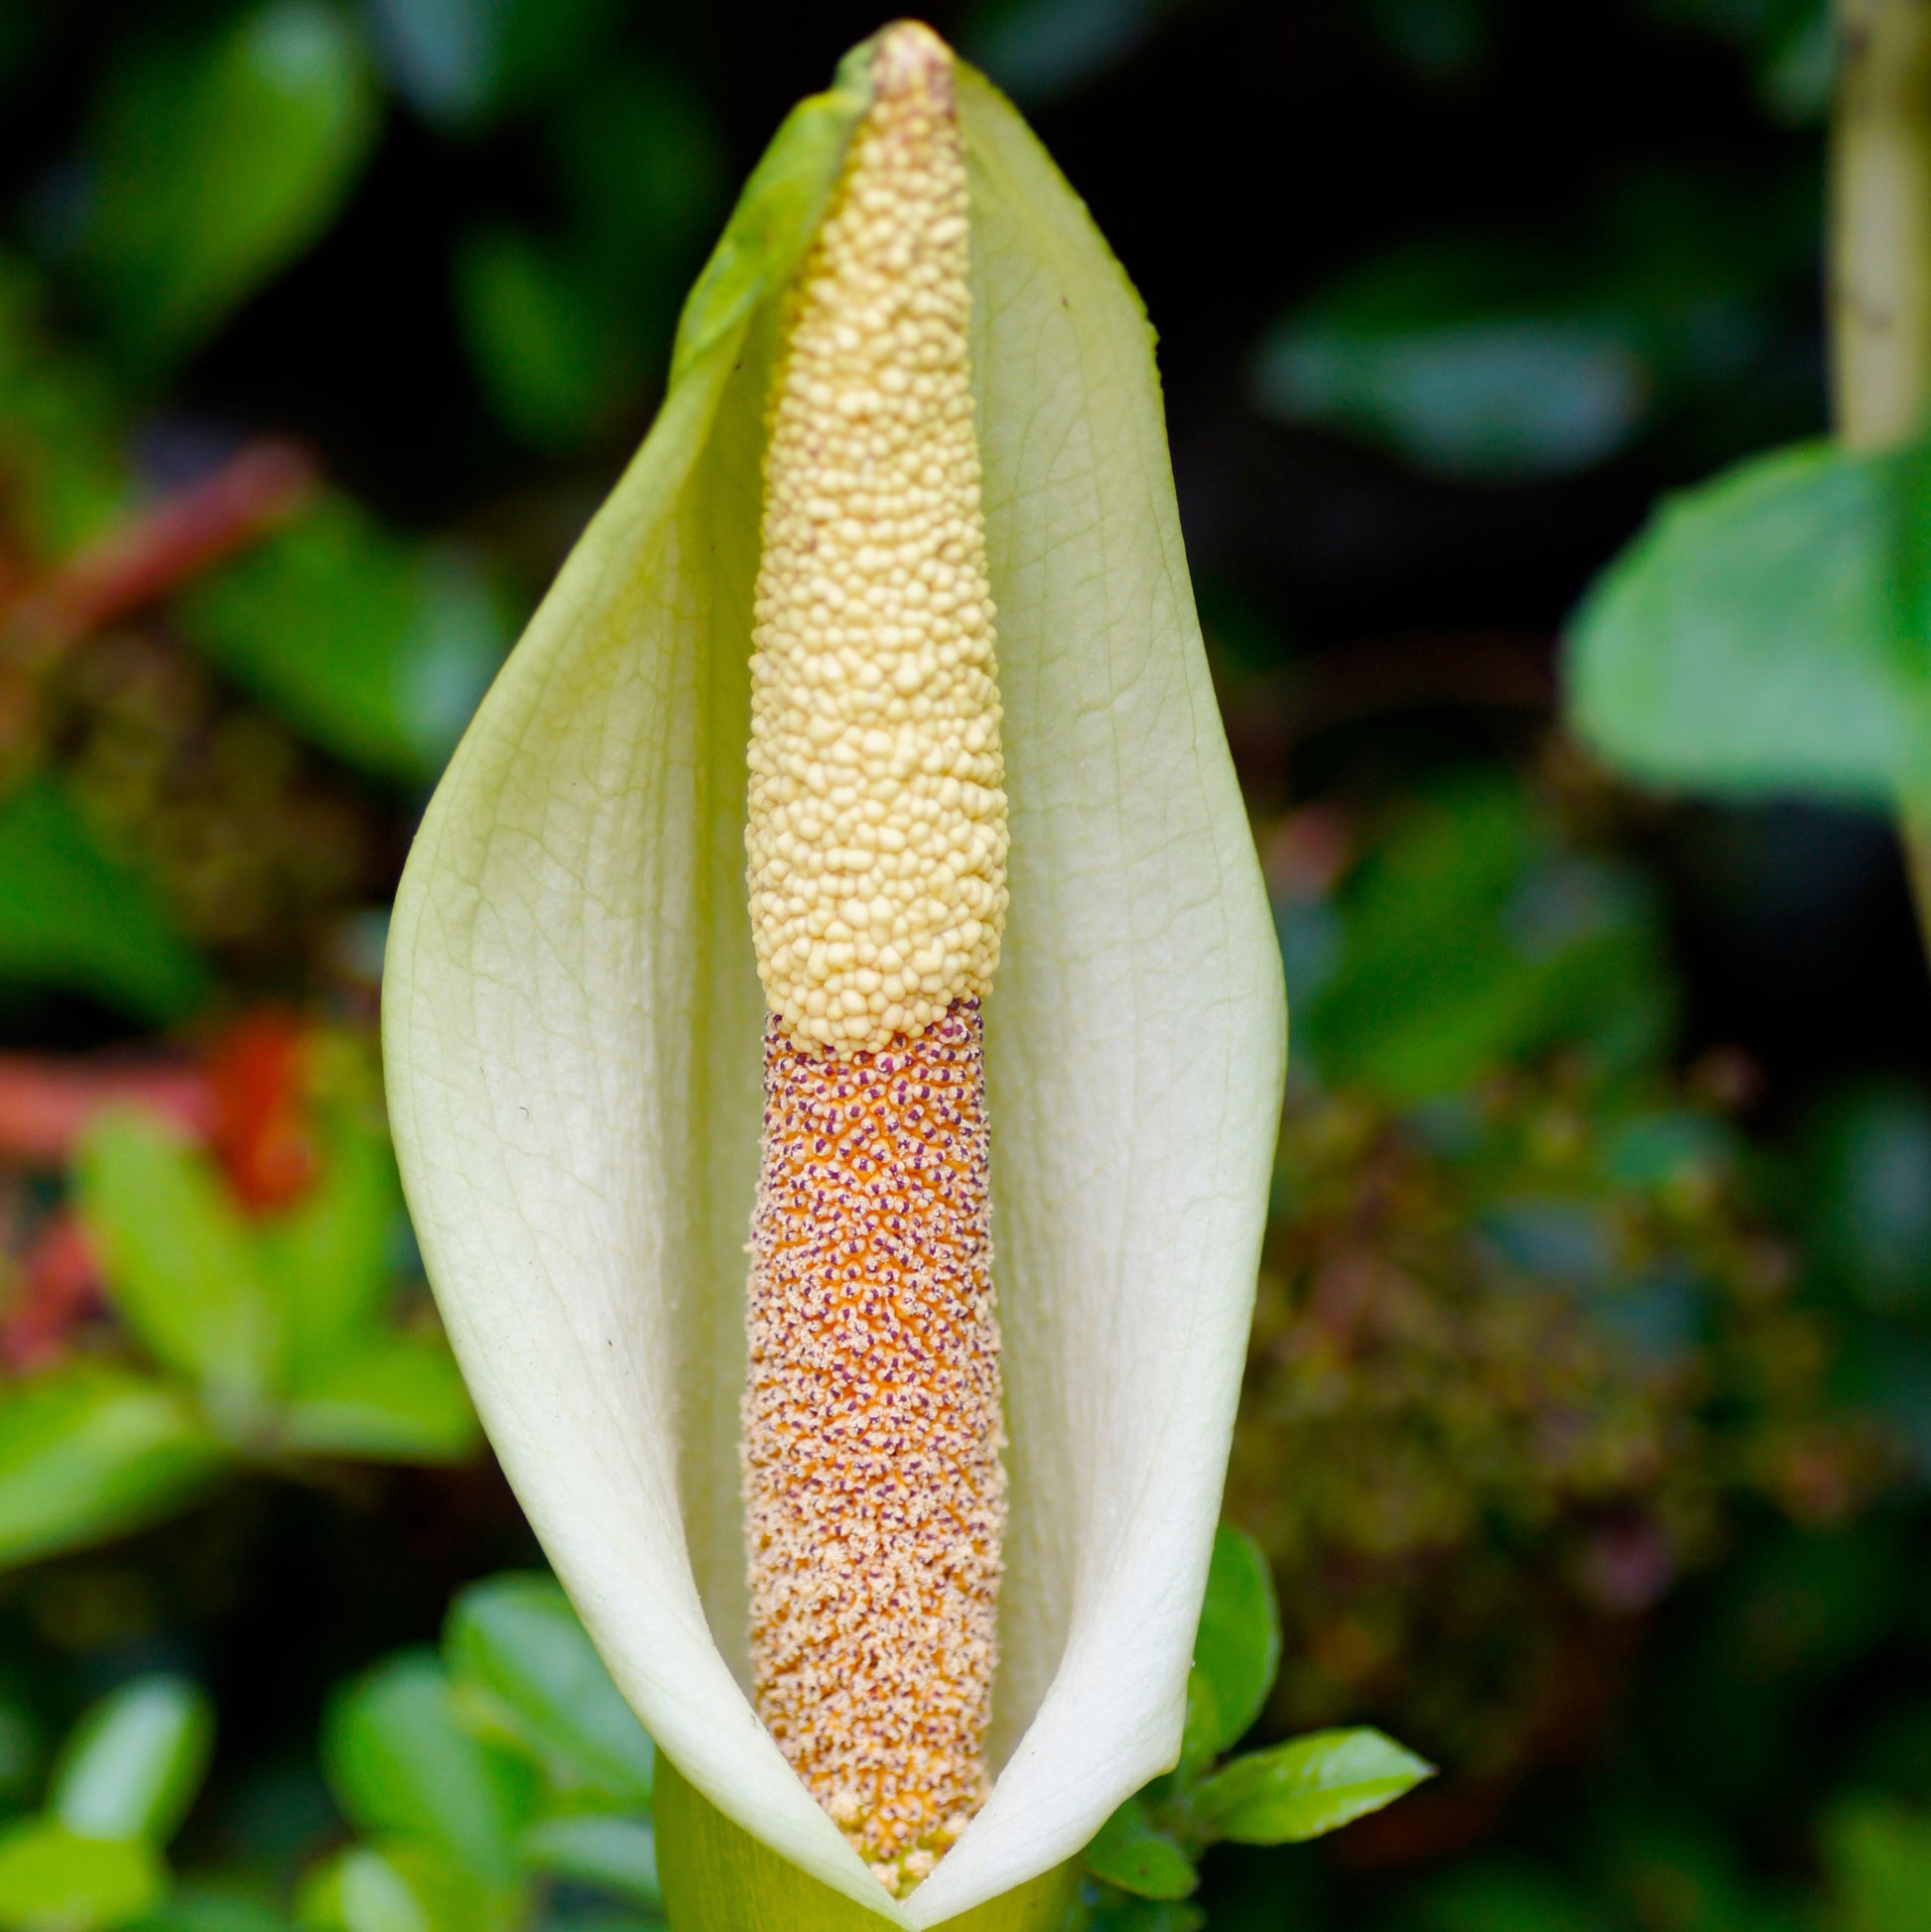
left=656, top=1757, right=1079, bottom=1932
left=1831, top=0, right=1931, bottom=961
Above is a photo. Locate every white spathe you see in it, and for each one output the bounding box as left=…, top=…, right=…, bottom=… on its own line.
left=382, top=57, right=1286, bottom=1931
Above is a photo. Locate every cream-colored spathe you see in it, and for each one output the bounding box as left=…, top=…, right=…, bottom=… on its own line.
left=748, top=25, right=1006, bottom=1052
left=382, top=40, right=1285, bottom=1930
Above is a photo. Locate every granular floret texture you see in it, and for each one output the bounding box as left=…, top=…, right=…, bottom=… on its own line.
left=743, top=999, right=1005, bottom=1896
left=745, top=20, right=1008, bottom=1055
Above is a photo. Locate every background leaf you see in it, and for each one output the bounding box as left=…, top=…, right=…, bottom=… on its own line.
left=1564, top=441, right=1922, bottom=810
left=444, top=1575, right=654, bottom=1806
left=50, top=1676, right=212, bottom=1844
left=1306, top=779, right=1672, bottom=1099
left=0, top=1365, right=228, bottom=1568
left=0, top=1819, right=165, bottom=1930
left=1822, top=1799, right=1931, bottom=1932
left=1188, top=1524, right=1281, bottom=1759
left=1189, top=1728, right=1435, bottom=1846
left=172, top=495, right=507, bottom=784
left=322, top=1654, right=530, bottom=1888
left=0, top=782, right=208, bottom=1025
left=1084, top=1800, right=1199, bottom=1901
left=74, top=1109, right=280, bottom=1409
left=259, top=1104, right=405, bottom=1384
left=280, top=1333, right=477, bottom=1463
left=74, top=0, right=380, bottom=366
left=361, top=0, right=621, bottom=129
left=516, top=1814, right=661, bottom=1907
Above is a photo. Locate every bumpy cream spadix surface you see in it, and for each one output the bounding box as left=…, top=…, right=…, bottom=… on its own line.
left=746, top=23, right=1008, bottom=1054
left=741, top=23, right=1008, bottom=1902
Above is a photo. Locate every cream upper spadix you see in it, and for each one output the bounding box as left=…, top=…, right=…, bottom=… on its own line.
left=746, top=23, right=1007, bottom=1051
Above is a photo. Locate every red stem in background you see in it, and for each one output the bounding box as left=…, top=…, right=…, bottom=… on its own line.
left=4, top=439, right=318, bottom=656
left=0, top=1053, right=215, bottom=1167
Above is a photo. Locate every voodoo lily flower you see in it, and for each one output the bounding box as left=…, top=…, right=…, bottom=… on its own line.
left=384, top=20, right=1285, bottom=1931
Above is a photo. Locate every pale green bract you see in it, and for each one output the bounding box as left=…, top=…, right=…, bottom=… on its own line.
left=382, top=36, right=1285, bottom=1930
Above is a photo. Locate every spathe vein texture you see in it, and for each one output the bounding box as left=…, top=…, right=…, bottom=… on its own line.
left=383, top=38, right=1285, bottom=1930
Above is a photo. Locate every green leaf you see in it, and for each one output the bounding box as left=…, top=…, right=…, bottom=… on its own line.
left=1824, top=1798, right=1931, bottom=1932
left=280, top=1333, right=477, bottom=1464
left=1188, top=1526, right=1279, bottom=1760
left=0, top=1818, right=164, bottom=1930
left=1253, top=177, right=1803, bottom=482
left=0, top=782, right=208, bottom=1024
left=1082, top=1901, right=1205, bottom=1932
left=296, top=1843, right=499, bottom=1932
left=259, top=1104, right=404, bottom=1384
left=0, top=259, right=127, bottom=559
left=552, top=64, right=726, bottom=263
left=1566, top=440, right=1927, bottom=812
left=128, top=1884, right=291, bottom=1932
left=172, top=494, right=508, bottom=784
left=363, top=0, right=621, bottom=129
left=518, top=1814, right=661, bottom=1906
left=453, top=227, right=629, bottom=451
left=323, top=1654, right=531, bottom=1888
left=74, top=1, right=378, bottom=367
left=1188, top=1728, right=1434, bottom=1847
left=73, top=1109, right=280, bottom=1411
left=1308, top=778, right=1671, bottom=1099
left=50, top=1677, right=212, bottom=1845
left=1082, top=1801, right=1197, bottom=1901
left=0, top=1365, right=228, bottom=1568
left=446, top=1574, right=653, bottom=1806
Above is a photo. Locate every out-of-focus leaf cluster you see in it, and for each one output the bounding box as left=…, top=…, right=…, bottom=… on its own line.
left=1231, top=769, right=1896, bottom=1797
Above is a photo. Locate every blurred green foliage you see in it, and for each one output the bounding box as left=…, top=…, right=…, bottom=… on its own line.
left=0, top=2, right=1923, bottom=1931
left=1254, top=172, right=1814, bottom=483
left=70, top=3, right=379, bottom=372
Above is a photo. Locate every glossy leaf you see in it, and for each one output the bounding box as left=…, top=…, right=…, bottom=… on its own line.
left=1308, top=779, right=1670, bottom=1100
left=51, top=1676, right=212, bottom=1844
left=1823, top=1798, right=1931, bottom=1932
left=297, top=1842, right=497, bottom=1932
left=280, top=1333, right=477, bottom=1465
left=323, top=1654, right=531, bottom=1888
left=75, top=1, right=379, bottom=366
left=445, top=1574, right=653, bottom=1805
left=132, top=1886, right=292, bottom=1932
left=0, top=1819, right=164, bottom=1928
left=385, top=43, right=1285, bottom=1925
left=1188, top=1525, right=1280, bottom=1759
left=174, top=495, right=508, bottom=784
left=0, top=1365, right=228, bottom=1568
left=518, top=1814, right=661, bottom=1906
left=74, top=1109, right=280, bottom=1410
left=0, top=781, right=208, bottom=1025
left=0, top=262, right=126, bottom=559
left=1082, top=1802, right=1197, bottom=1901
left=453, top=228, right=627, bottom=451
left=1565, top=442, right=1925, bottom=813
left=1188, top=1728, right=1434, bottom=1847
left=260, top=1105, right=405, bottom=1383
left=363, top=0, right=621, bottom=129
